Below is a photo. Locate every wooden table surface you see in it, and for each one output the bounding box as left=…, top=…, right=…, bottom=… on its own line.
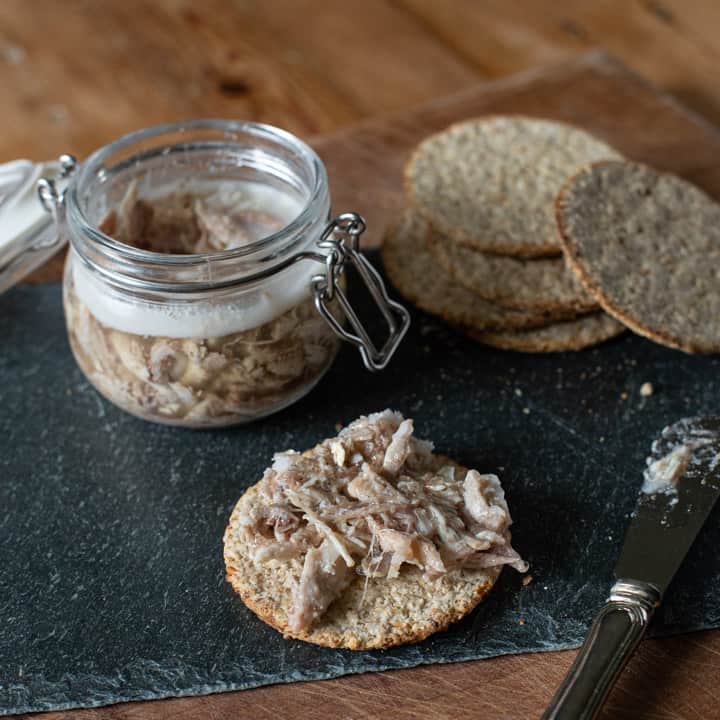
left=4, top=2, right=720, bottom=718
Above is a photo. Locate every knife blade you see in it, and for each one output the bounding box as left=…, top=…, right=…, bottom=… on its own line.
left=615, top=415, right=720, bottom=593
left=543, top=416, right=720, bottom=720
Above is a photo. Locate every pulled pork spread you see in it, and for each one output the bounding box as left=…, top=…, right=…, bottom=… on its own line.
left=64, top=181, right=340, bottom=426
left=98, top=180, right=285, bottom=254
left=64, top=290, right=338, bottom=425
left=238, top=410, right=527, bottom=632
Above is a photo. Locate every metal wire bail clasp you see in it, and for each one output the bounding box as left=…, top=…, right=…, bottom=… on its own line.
left=311, top=213, right=410, bottom=371
left=37, top=154, right=77, bottom=221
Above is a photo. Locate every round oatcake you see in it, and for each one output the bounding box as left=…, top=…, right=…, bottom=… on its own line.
left=224, top=469, right=501, bottom=650
left=427, top=228, right=597, bottom=313
left=405, top=115, right=622, bottom=258
left=223, top=411, right=526, bottom=650
left=463, top=312, right=625, bottom=353
left=381, top=211, right=583, bottom=332
left=556, top=161, right=720, bottom=353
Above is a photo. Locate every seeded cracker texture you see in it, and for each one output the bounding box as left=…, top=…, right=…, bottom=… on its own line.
left=381, top=211, right=583, bottom=332
left=405, top=116, right=623, bottom=258
left=427, top=226, right=597, bottom=314
left=556, top=161, right=720, bottom=353
left=222, top=410, right=525, bottom=650
left=464, top=312, right=625, bottom=353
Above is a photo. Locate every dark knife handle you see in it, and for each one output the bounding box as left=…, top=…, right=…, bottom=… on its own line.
left=542, top=579, right=660, bottom=720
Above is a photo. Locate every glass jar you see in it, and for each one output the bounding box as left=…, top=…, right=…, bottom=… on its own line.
left=2, top=120, right=409, bottom=427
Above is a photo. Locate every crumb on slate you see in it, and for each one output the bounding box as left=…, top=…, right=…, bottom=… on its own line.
left=522, top=575, right=533, bottom=586
left=640, top=382, right=654, bottom=397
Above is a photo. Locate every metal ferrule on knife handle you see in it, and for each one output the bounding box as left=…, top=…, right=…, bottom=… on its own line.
left=542, top=579, right=661, bottom=720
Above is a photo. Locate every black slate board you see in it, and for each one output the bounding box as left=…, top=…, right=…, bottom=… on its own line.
left=2, top=281, right=720, bottom=716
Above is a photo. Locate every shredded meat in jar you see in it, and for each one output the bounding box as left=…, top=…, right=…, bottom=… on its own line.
left=237, top=410, right=527, bottom=632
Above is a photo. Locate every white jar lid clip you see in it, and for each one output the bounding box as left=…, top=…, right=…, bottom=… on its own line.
left=0, top=155, right=77, bottom=293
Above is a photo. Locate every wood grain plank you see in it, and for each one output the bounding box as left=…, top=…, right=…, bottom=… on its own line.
left=660, top=0, right=720, bottom=80
left=398, top=0, right=720, bottom=126
left=12, top=52, right=720, bottom=720
left=0, top=0, right=477, bottom=161
left=228, top=0, right=480, bottom=118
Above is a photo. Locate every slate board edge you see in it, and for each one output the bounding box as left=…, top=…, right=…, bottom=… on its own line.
left=6, top=619, right=720, bottom=717
left=0, top=641, right=585, bottom=717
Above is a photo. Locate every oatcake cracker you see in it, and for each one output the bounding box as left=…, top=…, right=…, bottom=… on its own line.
left=464, top=312, right=624, bottom=353
left=405, top=116, right=622, bottom=258
left=225, top=480, right=501, bottom=649
left=556, top=161, right=720, bottom=353
left=427, top=228, right=597, bottom=313
left=381, top=212, right=583, bottom=331
left=224, top=411, right=526, bottom=649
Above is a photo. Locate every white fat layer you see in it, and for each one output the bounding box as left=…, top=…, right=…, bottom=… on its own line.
left=73, top=181, right=312, bottom=337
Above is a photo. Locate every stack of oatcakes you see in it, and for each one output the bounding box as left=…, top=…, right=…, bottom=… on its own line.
left=383, top=116, right=626, bottom=352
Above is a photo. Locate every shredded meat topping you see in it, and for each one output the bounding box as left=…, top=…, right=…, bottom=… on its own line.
left=239, top=410, right=527, bottom=631
left=99, top=180, right=285, bottom=254
left=64, top=182, right=346, bottom=427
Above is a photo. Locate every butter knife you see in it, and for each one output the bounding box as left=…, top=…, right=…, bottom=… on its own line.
left=543, top=416, right=720, bottom=720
